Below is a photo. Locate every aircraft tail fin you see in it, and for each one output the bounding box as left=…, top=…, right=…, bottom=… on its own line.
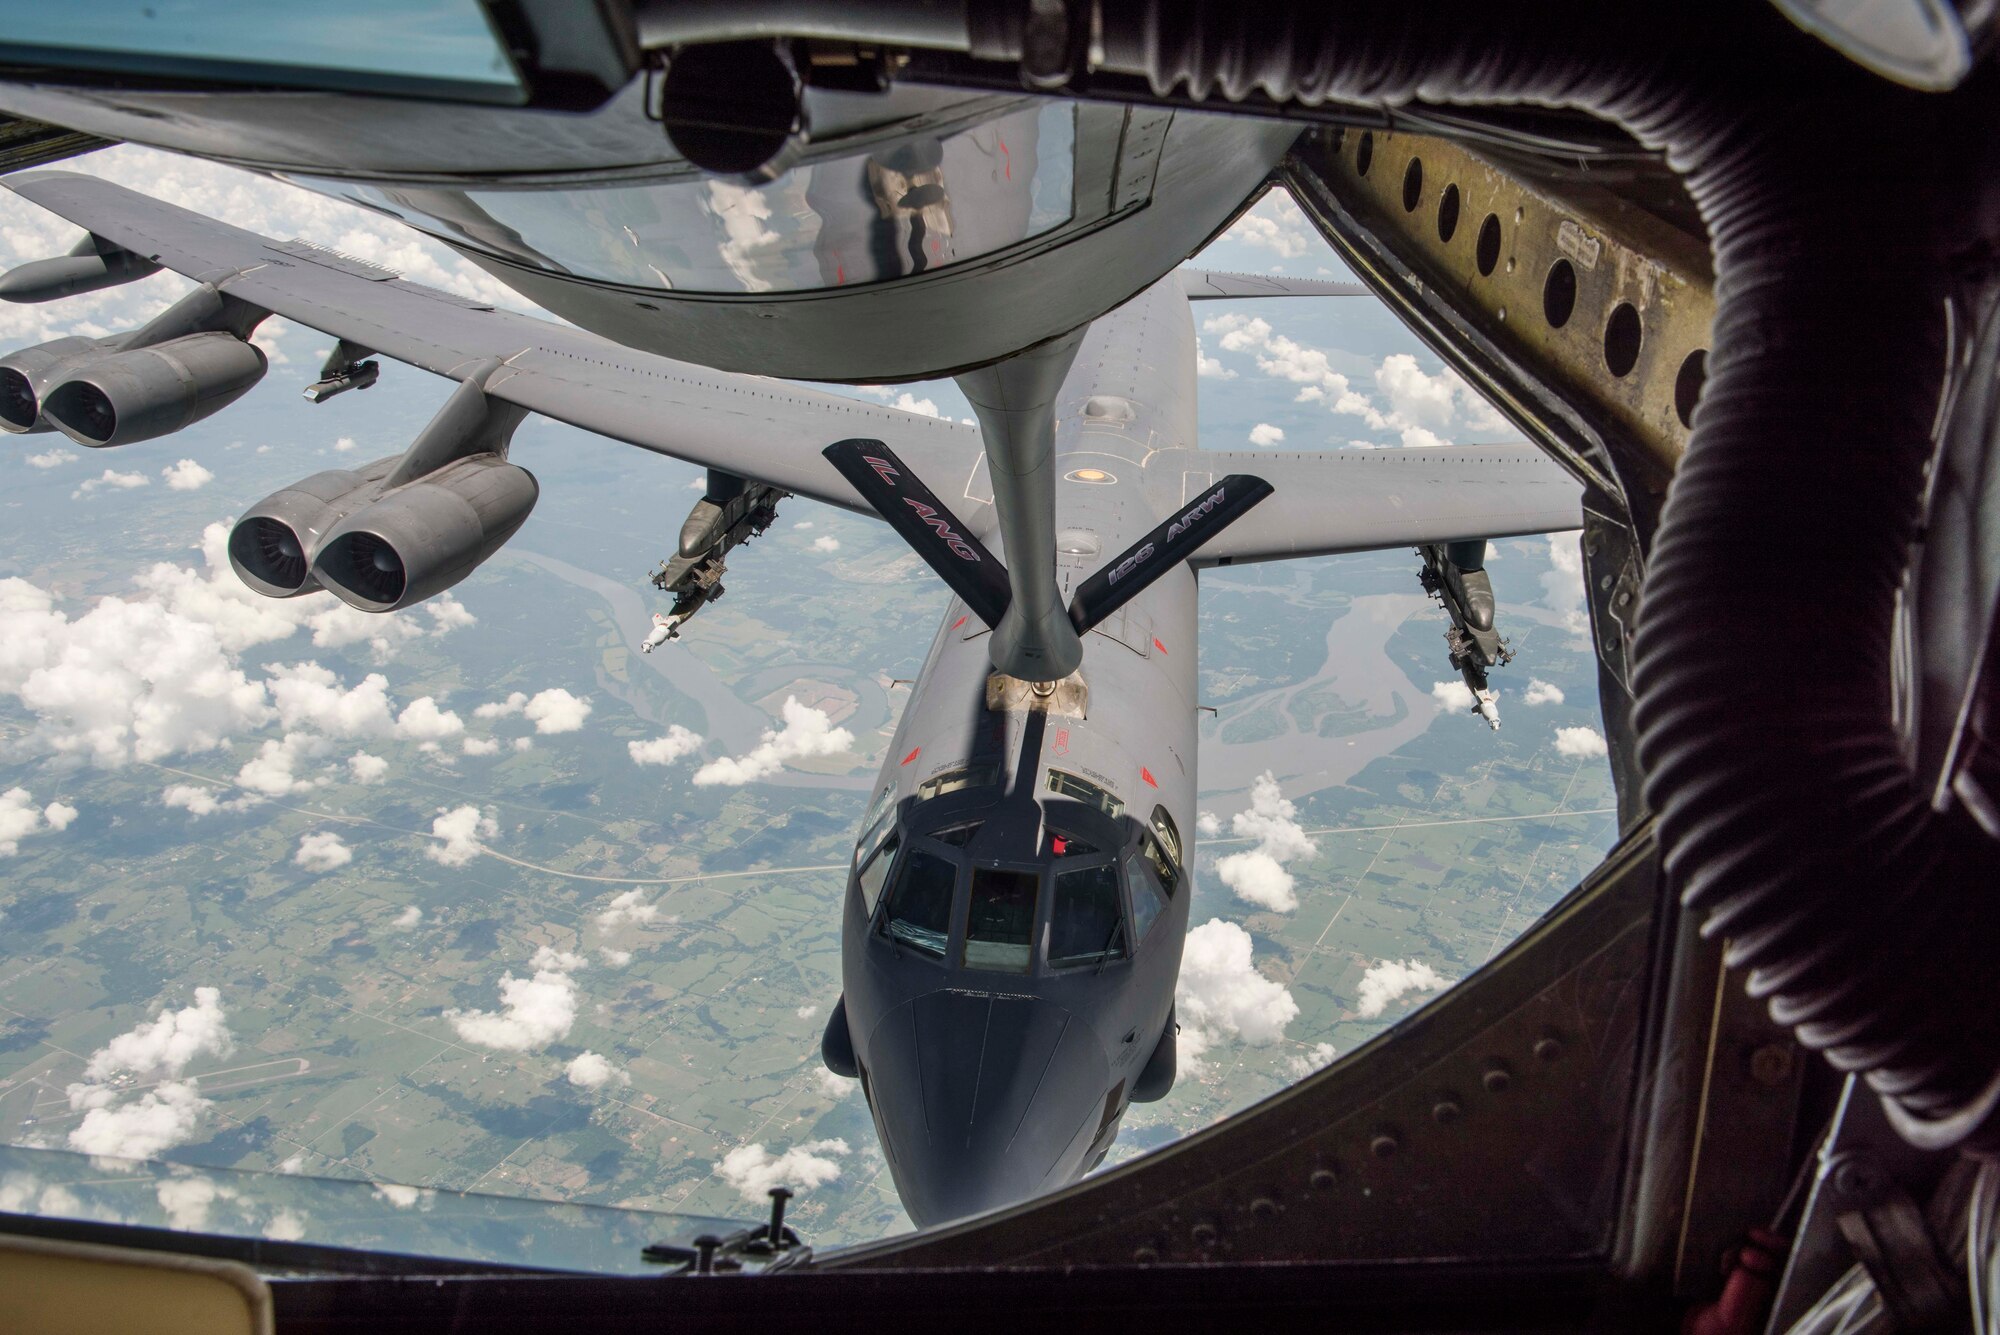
left=822, top=438, right=1012, bottom=629
left=1067, top=474, right=1273, bottom=633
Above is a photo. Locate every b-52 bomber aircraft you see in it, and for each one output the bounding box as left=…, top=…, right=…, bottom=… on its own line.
left=0, top=170, right=1578, bottom=1226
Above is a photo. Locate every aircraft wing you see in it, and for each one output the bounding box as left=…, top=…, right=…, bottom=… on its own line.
left=1, top=171, right=985, bottom=517
left=1178, top=268, right=1370, bottom=299
left=1152, top=444, right=1583, bottom=565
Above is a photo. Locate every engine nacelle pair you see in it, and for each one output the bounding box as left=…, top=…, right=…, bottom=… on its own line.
left=0, top=283, right=268, bottom=446
left=228, top=367, right=537, bottom=613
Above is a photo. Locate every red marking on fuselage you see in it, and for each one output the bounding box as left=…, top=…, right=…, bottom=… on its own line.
left=1052, top=727, right=1070, bottom=757
left=1140, top=767, right=1158, bottom=788
left=952, top=615, right=968, bottom=631
left=999, top=136, right=1011, bottom=180
left=901, top=747, right=921, bottom=766
left=1152, top=637, right=1168, bottom=655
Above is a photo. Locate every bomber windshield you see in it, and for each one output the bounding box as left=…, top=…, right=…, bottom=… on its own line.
left=882, top=847, right=957, bottom=958
left=295, top=103, right=1076, bottom=294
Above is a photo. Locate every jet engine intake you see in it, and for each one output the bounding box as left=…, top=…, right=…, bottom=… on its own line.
left=227, top=457, right=401, bottom=598
left=311, top=455, right=538, bottom=612
left=0, top=335, right=109, bottom=433
left=42, top=330, right=268, bottom=448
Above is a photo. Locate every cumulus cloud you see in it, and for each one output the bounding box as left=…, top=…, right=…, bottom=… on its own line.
left=162, top=783, right=246, bottom=817
left=348, top=751, right=388, bottom=784
left=1355, top=959, right=1450, bottom=1019
left=1542, top=532, right=1588, bottom=634
left=523, top=688, right=591, bottom=734
left=600, top=947, right=633, bottom=966
left=628, top=726, right=702, bottom=766
left=65, top=988, right=233, bottom=1162
left=1523, top=679, right=1565, bottom=706
left=293, top=831, right=352, bottom=872
left=73, top=468, right=150, bottom=499
left=395, top=697, right=463, bottom=742
left=1555, top=726, right=1608, bottom=759
left=1196, top=811, right=1221, bottom=838
left=392, top=905, right=423, bottom=929
left=1248, top=423, right=1285, bottom=446
left=333, top=436, right=357, bottom=453
left=1194, top=340, right=1236, bottom=379
left=1431, top=679, right=1477, bottom=712
left=0, top=526, right=472, bottom=768
left=811, top=535, right=841, bottom=553
left=893, top=392, right=940, bottom=417
left=26, top=448, right=76, bottom=468
left=371, top=1183, right=434, bottom=1209
left=235, top=730, right=332, bottom=797
left=462, top=737, right=500, bottom=756
left=716, top=1139, right=850, bottom=1203
left=693, top=696, right=853, bottom=786
left=566, top=1052, right=630, bottom=1089
left=1176, top=920, right=1299, bottom=1059
left=1226, top=188, right=1314, bottom=258
left=156, top=1176, right=231, bottom=1231
left=161, top=459, right=214, bottom=491
left=0, top=787, right=78, bottom=856
left=447, top=947, right=581, bottom=1051
left=475, top=691, right=527, bottom=719
left=425, top=805, right=495, bottom=867
left=1213, top=772, right=1316, bottom=913
left=1286, top=1041, right=1338, bottom=1080
left=595, top=889, right=659, bottom=928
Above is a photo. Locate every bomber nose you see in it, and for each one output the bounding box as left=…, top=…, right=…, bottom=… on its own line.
left=866, top=991, right=1112, bottom=1227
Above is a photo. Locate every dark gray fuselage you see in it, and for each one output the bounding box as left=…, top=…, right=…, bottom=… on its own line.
left=840, top=277, right=1206, bottom=1226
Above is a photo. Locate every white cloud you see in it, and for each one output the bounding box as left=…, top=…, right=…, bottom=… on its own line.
left=348, top=751, right=388, bottom=784
left=523, top=688, right=590, bottom=735
left=293, top=831, right=352, bottom=872
left=462, top=737, right=500, bottom=756
left=1248, top=423, right=1285, bottom=446
left=1196, top=810, right=1221, bottom=838
left=596, top=889, right=659, bottom=928
left=65, top=987, right=232, bottom=1162
left=26, top=448, right=76, bottom=468
left=811, top=535, right=841, bottom=553
left=1226, top=188, right=1314, bottom=258
left=893, top=392, right=940, bottom=417
left=371, top=1183, right=433, bottom=1209
left=162, top=783, right=235, bottom=817
left=425, top=594, right=475, bottom=634
left=475, top=691, right=527, bottom=719
left=424, top=805, right=495, bottom=867
left=391, top=905, right=423, bottom=929
left=268, top=667, right=392, bottom=739
left=1287, top=1041, right=1338, bottom=1080
left=628, top=726, right=702, bottom=766
left=0, top=787, right=78, bottom=856
left=1523, top=679, right=1565, bottom=706
left=72, top=468, right=150, bottom=498
left=566, top=1052, right=630, bottom=1089
left=1555, top=726, right=1608, bottom=759
left=795, top=1002, right=819, bottom=1020
left=716, top=1139, right=850, bottom=1203
left=333, top=436, right=357, bottom=453
left=1213, top=772, right=1316, bottom=912
left=814, top=1068, right=854, bottom=1099
left=1431, top=680, right=1477, bottom=712
left=156, top=1177, right=231, bottom=1231
left=161, top=459, right=214, bottom=492
left=1355, top=959, right=1449, bottom=1019
left=694, top=696, right=853, bottom=786
left=599, top=947, right=633, bottom=966
left=1194, top=340, right=1236, bottom=379
left=447, top=948, right=580, bottom=1052
left=793, top=521, right=814, bottom=530
left=1542, top=532, right=1588, bottom=634
left=234, top=730, right=331, bottom=797
left=395, top=697, right=463, bottom=742
left=265, top=1209, right=308, bottom=1241
left=1175, top=920, right=1298, bottom=1059
left=512, top=736, right=533, bottom=752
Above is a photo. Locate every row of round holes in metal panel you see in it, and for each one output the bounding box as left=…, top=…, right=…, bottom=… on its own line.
left=1347, top=130, right=1710, bottom=429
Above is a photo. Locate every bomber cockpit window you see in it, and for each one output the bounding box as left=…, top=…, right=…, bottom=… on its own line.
left=1050, top=863, right=1127, bottom=967
left=1125, top=851, right=1169, bottom=943
left=917, top=764, right=999, bottom=802
left=1140, top=832, right=1180, bottom=900
left=932, top=821, right=982, bottom=847
left=1047, top=828, right=1099, bottom=857
left=881, top=848, right=956, bottom=958
left=1046, top=768, right=1124, bottom=821
left=962, top=868, right=1038, bottom=974
left=857, top=832, right=900, bottom=916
